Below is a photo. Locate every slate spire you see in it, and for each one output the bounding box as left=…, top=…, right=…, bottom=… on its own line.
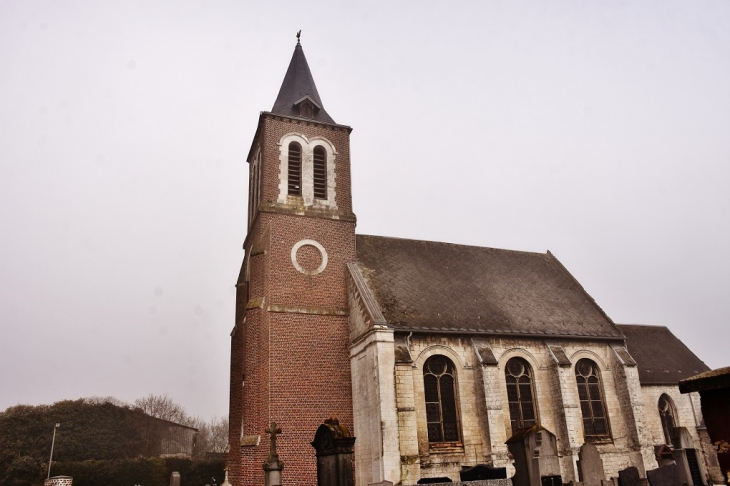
left=271, top=34, right=336, bottom=124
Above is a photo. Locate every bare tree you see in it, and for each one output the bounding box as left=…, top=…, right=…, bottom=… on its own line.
left=188, top=416, right=209, bottom=456
left=189, top=415, right=229, bottom=456
left=207, top=415, right=229, bottom=453
left=133, top=393, right=190, bottom=425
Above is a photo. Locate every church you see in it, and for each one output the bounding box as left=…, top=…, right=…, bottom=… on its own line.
left=227, top=38, right=720, bottom=485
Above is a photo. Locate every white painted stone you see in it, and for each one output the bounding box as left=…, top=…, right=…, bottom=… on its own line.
left=350, top=328, right=401, bottom=486
left=277, top=133, right=338, bottom=208
left=364, top=334, right=718, bottom=485
left=290, top=239, right=328, bottom=275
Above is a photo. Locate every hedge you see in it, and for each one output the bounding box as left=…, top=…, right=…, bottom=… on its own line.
left=45, top=457, right=225, bottom=486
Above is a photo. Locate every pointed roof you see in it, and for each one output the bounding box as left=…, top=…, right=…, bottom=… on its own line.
left=271, top=40, right=335, bottom=124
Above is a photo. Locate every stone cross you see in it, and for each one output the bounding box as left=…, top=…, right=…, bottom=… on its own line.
left=220, top=467, right=232, bottom=486
left=266, top=422, right=282, bottom=461
left=263, top=422, right=284, bottom=486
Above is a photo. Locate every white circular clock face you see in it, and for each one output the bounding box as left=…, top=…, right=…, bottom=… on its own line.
left=290, top=239, right=328, bottom=275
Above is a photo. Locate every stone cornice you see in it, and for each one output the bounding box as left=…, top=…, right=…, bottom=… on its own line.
left=267, top=304, right=349, bottom=316
left=243, top=204, right=356, bottom=250
left=261, top=111, right=353, bottom=133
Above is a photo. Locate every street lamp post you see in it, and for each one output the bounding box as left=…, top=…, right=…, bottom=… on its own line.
left=47, top=423, right=60, bottom=480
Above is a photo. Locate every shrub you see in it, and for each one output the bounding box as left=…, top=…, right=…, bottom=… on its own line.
left=50, top=457, right=225, bottom=486
left=0, top=456, right=43, bottom=486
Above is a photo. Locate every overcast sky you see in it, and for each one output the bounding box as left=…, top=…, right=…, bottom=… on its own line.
left=1, top=1, right=728, bottom=420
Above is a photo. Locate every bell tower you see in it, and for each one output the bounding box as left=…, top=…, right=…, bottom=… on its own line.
left=228, top=35, right=356, bottom=486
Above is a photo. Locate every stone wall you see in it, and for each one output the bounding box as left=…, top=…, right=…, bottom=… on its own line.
left=385, top=334, right=704, bottom=483
left=349, top=328, right=400, bottom=486
left=641, top=385, right=702, bottom=447
left=640, top=385, right=722, bottom=482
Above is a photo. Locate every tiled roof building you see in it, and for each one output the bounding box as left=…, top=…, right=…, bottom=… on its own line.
left=227, top=38, right=720, bottom=485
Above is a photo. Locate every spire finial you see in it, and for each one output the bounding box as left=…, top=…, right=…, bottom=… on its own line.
left=296, top=30, right=301, bottom=45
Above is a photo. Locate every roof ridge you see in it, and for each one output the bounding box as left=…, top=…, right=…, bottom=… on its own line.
left=615, top=323, right=670, bottom=329
left=356, top=233, right=548, bottom=256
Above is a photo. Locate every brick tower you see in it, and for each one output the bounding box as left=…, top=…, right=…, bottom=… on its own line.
left=228, top=36, right=356, bottom=486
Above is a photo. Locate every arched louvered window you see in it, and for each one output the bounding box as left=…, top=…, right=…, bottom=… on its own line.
left=248, top=149, right=261, bottom=225
left=505, top=358, right=537, bottom=433
left=424, top=355, right=460, bottom=443
left=658, top=394, right=678, bottom=447
left=287, top=142, right=302, bottom=196
left=313, top=145, right=327, bottom=200
left=575, top=359, right=610, bottom=439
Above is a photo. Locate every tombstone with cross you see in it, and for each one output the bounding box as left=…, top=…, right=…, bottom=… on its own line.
left=263, top=422, right=284, bottom=486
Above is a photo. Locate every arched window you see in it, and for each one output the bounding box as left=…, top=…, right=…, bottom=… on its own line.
left=248, top=149, right=261, bottom=225
left=505, top=357, right=537, bottom=433
left=658, top=394, right=678, bottom=447
left=575, top=359, right=610, bottom=439
left=287, top=142, right=302, bottom=196
left=423, top=355, right=460, bottom=443
left=313, top=146, right=327, bottom=200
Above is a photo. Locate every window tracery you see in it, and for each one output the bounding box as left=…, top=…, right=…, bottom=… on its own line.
left=423, top=355, right=460, bottom=443
left=505, top=357, right=537, bottom=433
left=575, top=358, right=610, bottom=439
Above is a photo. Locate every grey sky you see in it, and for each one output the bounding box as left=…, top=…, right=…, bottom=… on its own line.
left=0, top=1, right=728, bottom=420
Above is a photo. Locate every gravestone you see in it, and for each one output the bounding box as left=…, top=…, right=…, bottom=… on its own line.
left=617, top=467, right=640, bottom=486
left=506, top=425, right=561, bottom=486
left=460, top=464, right=507, bottom=480
left=646, top=464, right=683, bottom=486
left=263, top=421, right=284, bottom=486
left=220, top=468, right=232, bottom=486
left=169, top=471, right=180, bottom=486
left=577, top=443, right=606, bottom=485
left=671, top=426, right=704, bottom=486
left=311, top=418, right=356, bottom=486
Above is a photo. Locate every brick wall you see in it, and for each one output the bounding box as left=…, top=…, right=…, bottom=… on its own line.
left=257, top=115, right=353, bottom=216
left=229, top=114, right=356, bottom=486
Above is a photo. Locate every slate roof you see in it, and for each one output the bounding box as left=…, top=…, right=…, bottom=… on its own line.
left=617, top=324, right=710, bottom=385
left=354, top=235, right=623, bottom=339
left=271, top=41, right=335, bottom=124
